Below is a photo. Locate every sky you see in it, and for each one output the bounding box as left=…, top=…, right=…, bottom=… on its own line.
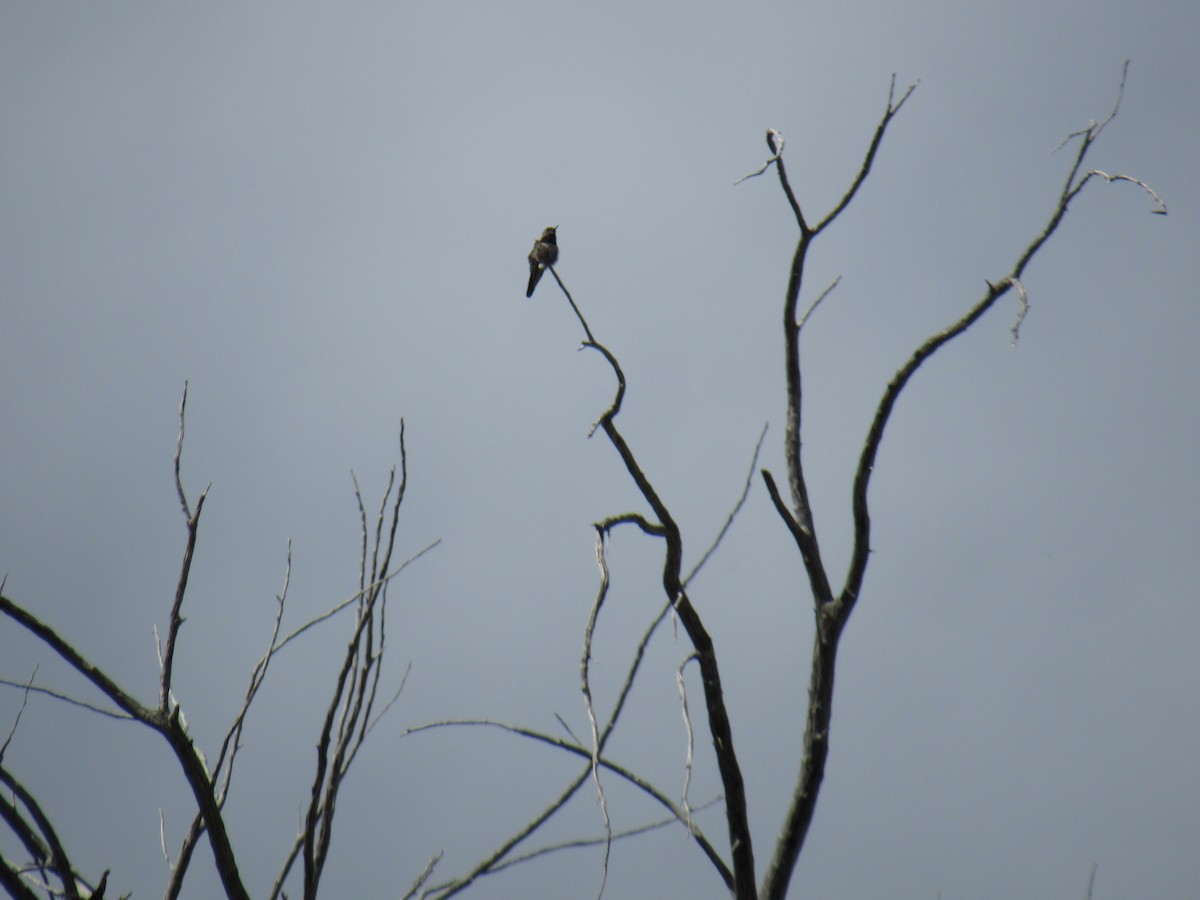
left=1, top=1, right=1197, bottom=898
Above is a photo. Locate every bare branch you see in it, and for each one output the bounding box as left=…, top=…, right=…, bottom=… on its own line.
left=768, top=128, right=807, bottom=232
left=814, top=75, right=918, bottom=234
left=300, top=428, right=414, bottom=899
left=761, top=61, right=1156, bottom=900
left=764, top=75, right=919, bottom=617
left=595, top=512, right=665, bottom=537
left=675, top=655, right=700, bottom=828
left=0, top=596, right=153, bottom=723
left=0, top=766, right=81, bottom=900
left=273, top=540, right=440, bottom=654
left=351, top=470, right=370, bottom=594
left=173, top=381, right=191, bottom=520
left=796, top=276, right=841, bottom=332
left=546, top=264, right=594, bottom=344
left=0, top=593, right=247, bottom=900
left=159, top=809, right=169, bottom=864
left=553, top=713, right=582, bottom=745
left=845, top=62, right=1148, bottom=613
left=1008, top=278, right=1030, bottom=347
left=0, top=860, right=39, bottom=900
left=488, top=799, right=723, bottom=876
left=400, top=851, right=443, bottom=900
left=683, top=422, right=768, bottom=587
left=0, top=388, right=256, bottom=900
left=160, top=382, right=210, bottom=714
left=586, top=340, right=627, bottom=439
left=759, top=468, right=806, bottom=552
left=365, top=661, right=411, bottom=736
left=0, top=679, right=133, bottom=722
left=429, top=497, right=733, bottom=896
left=268, top=830, right=305, bottom=900
left=0, top=667, right=36, bottom=761
left=580, top=529, right=614, bottom=898
left=538, top=267, right=755, bottom=898
left=166, top=542, right=295, bottom=900
left=1086, top=170, right=1168, bottom=214
left=406, top=719, right=731, bottom=897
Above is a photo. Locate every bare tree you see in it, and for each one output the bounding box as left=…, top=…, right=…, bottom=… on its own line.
left=0, top=386, right=435, bottom=899
left=0, top=65, right=1163, bottom=899
left=405, top=64, right=1163, bottom=900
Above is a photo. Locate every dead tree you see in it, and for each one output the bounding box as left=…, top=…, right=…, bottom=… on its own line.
left=0, top=65, right=1164, bottom=900
left=412, top=64, right=1163, bottom=899
left=0, top=386, right=433, bottom=899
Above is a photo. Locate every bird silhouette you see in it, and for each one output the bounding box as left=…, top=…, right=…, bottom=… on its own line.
left=526, top=226, right=558, bottom=298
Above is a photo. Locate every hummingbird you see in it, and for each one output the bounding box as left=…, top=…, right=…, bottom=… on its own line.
left=526, top=226, right=558, bottom=298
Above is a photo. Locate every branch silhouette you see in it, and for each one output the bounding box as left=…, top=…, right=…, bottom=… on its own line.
left=553, top=268, right=758, bottom=899
left=756, top=62, right=1163, bottom=900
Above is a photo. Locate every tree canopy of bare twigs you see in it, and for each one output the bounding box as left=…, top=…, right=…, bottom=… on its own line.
left=0, top=61, right=1167, bottom=900
left=387, top=63, right=1164, bottom=900
left=1, top=389, right=435, bottom=900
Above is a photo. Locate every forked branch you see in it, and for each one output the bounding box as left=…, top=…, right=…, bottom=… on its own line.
left=565, top=277, right=757, bottom=899
left=0, top=384, right=250, bottom=900
left=757, top=63, right=1161, bottom=900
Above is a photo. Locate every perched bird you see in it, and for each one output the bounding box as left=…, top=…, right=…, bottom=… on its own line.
left=526, top=226, right=558, bottom=298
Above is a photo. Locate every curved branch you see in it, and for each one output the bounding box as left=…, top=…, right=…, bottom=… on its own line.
left=684, top=423, right=768, bottom=587
left=547, top=265, right=594, bottom=344
left=402, top=719, right=732, bottom=893
left=489, top=799, right=722, bottom=877
left=843, top=64, right=1147, bottom=609
left=514, top=268, right=757, bottom=897
left=842, top=279, right=1009, bottom=607
left=813, top=75, right=918, bottom=234
left=0, top=766, right=80, bottom=900
left=0, top=597, right=152, bottom=723
left=760, top=66, right=1149, bottom=900
left=0, top=593, right=247, bottom=900
left=581, top=530, right=614, bottom=895
left=0, top=858, right=38, bottom=900
left=584, top=329, right=755, bottom=898
left=596, top=512, right=665, bottom=538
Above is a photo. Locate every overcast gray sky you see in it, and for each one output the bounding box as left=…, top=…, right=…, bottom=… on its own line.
left=2, top=1, right=1197, bottom=898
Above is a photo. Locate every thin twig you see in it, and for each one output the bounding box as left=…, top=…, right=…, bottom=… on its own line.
left=684, top=423, right=768, bottom=587
left=0, top=667, right=36, bottom=761
left=406, top=719, right=730, bottom=897
left=547, top=265, right=595, bottom=344
left=160, top=382, right=210, bottom=714
left=0, top=766, right=82, bottom=900
left=676, top=654, right=700, bottom=829
left=365, top=661, right=411, bottom=735
left=581, top=529, right=613, bottom=898
left=400, top=851, right=443, bottom=900
left=272, top=540, right=440, bottom=654
left=301, top=427, right=413, bottom=898
left=489, top=798, right=723, bottom=875
left=796, top=276, right=841, bottom=332
left=1087, top=170, right=1167, bottom=214
left=166, top=541, right=295, bottom=900
left=1008, top=278, right=1030, bottom=347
